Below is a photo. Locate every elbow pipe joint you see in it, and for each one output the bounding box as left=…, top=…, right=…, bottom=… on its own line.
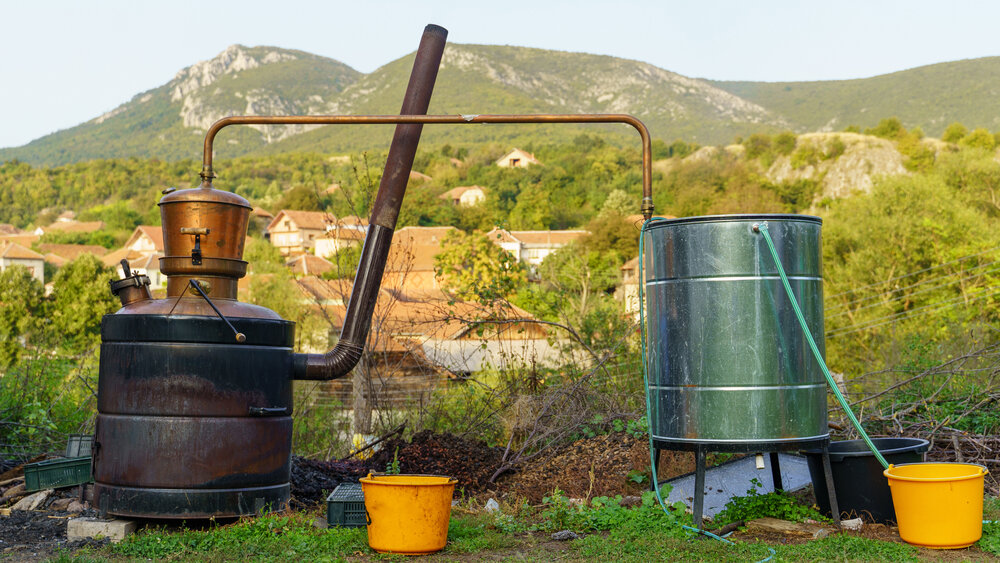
left=293, top=342, right=364, bottom=381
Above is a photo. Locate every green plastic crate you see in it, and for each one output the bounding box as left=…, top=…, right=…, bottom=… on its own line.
left=23, top=456, right=92, bottom=492
left=326, top=482, right=366, bottom=528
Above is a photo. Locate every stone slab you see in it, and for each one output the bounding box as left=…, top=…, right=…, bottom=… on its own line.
left=67, top=517, right=136, bottom=542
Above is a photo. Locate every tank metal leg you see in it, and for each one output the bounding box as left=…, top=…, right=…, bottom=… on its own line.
left=693, top=447, right=706, bottom=530
left=769, top=451, right=783, bottom=492
left=821, top=445, right=841, bottom=527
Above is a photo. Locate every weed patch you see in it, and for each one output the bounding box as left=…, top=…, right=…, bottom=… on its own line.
left=109, top=512, right=367, bottom=561
left=980, top=520, right=1000, bottom=556
left=713, top=478, right=828, bottom=526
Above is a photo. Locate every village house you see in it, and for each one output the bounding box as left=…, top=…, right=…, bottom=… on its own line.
left=33, top=220, right=105, bottom=236
left=266, top=210, right=335, bottom=255
left=315, top=227, right=365, bottom=259
left=38, top=243, right=108, bottom=274
left=36, top=243, right=108, bottom=262
left=0, top=233, right=41, bottom=248
left=495, top=148, right=541, bottom=168
left=313, top=216, right=368, bottom=259
left=485, top=228, right=589, bottom=267
left=618, top=256, right=641, bottom=320
left=102, top=225, right=166, bottom=288
left=249, top=207, right=274, bottom=236
left=0, top=242, right=45, bottom=284
left=289, top=276, right=560, bottom=408
left=438, top=185, right=486, bottom=206
left=286, top=253, right=335, bottom=278
left=382, top=226, right=457, bottom=291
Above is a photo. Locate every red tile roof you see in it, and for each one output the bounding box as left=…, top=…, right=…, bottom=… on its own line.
left=0, top=234, right=40, bottom=247
left=438, top=185, right=486, bottom=200
left=44, top=220, right=105, bottom=233
left=36, top=243, right=108, bottom=261
left=267, top=210, right=334, bottom=232
left=388, top=226, right=457, bottom=272
left=0, top=242, right=44, bottom=260
left=286, top=254, right=334, bottom=276
left=124, top=226, right=165, bottom=252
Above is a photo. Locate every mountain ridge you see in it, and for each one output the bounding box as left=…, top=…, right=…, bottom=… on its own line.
left=3, top=45, right=999, bottom=166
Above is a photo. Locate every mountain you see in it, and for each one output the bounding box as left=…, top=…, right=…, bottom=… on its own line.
left=711, top=57, right=1000, bottom=136
left=0, top=44, right=786, bottom=166
left=0, top=46, right=361, bottom=166
left=5, top=46, right=1000, bottom=167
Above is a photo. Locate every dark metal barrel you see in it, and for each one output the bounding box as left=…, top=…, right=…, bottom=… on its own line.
left=94, top=315, right=295, bottom=518
left=643, top=214, right=827, bottom=447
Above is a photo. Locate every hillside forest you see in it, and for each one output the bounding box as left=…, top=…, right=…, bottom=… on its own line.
left=2, top=118, right=1000, bottom=463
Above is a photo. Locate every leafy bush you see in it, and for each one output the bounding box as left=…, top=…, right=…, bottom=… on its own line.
left=712, top=478, right=827, bottom=526
left=773, top=131, right=798, bottom=155
left=865, top=117, right=907, bottom=140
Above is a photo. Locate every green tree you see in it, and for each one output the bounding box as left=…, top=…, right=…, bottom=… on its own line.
left=49, top=255, right=118, bottom=355
left=959, top=128, right=997, bottom=151
left=275, top=185, right=323, bottom=211
left=80, top=200, right=142, bottom=231
left=773, top=131, right=797, bottom=155
left=538, top=243, right=622, bottom=322
left=598, top=189, right=633, bottom=217
left=244, top=236, right=287, bottom=274
left=509, top=187, right=553, bottom=230
left=434, top=230, right=526, bottom=303
left=743, top=133, right=773, bottom=160
left=942, top=122, right=969, bottom=143
left=584, top=211, right=638, bottom=260
left=246, top=268, right=325, bottom=351
left=864, top=117, right=907, bottom=140
left=0, top=265, right=45, bottom=369
left=823, top=173, right=1000, bottom=372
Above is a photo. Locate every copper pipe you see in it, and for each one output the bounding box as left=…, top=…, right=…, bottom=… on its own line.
left=199, top=113, right=654, bottom=218
left=300, top=23, right=447, bottom=381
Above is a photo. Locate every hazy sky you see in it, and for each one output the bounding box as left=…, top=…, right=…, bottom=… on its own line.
left=3, top=0, right=998, bottom=148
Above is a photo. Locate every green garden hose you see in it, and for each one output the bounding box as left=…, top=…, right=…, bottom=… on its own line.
left=638, top=218, right=776, bottom=562
left=754, top=222, right=889, bottom=470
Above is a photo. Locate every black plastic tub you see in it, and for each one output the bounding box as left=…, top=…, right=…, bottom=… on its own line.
left=802, top=438, right=929, bottom=523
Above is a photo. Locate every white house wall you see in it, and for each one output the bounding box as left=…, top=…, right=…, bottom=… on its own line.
left=420, top=338, right=570, bottom=373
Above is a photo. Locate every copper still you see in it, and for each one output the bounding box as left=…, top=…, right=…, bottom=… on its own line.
left=94, top=25, right=449, bottom=518
left=94, top=23, right=657, bottom=519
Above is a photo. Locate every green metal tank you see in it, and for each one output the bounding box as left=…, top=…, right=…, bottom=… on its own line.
left=643, top=214, right=827, bottom=447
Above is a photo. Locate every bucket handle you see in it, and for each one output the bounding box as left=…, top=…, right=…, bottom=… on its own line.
left=366, top=508, right=372, bottom=526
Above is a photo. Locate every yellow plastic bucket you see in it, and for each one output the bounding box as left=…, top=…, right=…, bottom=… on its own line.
left=359, top=473, right=457, bottom=554
left=884, top=462, right=988, bottom=549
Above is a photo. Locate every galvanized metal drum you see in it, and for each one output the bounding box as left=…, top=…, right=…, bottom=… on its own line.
left=643, top=214, right=827, bottom=447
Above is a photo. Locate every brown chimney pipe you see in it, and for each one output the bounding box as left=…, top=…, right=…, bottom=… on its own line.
left=293, top=23, right=448, bottom=380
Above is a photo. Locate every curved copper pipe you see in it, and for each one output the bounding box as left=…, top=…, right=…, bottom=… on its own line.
left=199, top=111, right=654, bottom=382
left=200, top=113, right=654, bottom=218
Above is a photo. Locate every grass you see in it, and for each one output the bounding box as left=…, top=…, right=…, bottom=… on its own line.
left=572, top=531, right=918, bottom=562
left=52, top=495, right=999, bottom=562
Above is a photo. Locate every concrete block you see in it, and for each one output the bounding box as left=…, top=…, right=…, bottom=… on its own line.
left=67, top=517, right=137, bottom=542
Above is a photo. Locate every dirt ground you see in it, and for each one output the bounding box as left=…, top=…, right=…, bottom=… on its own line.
left=2, top=432, right=998, bottom=561
left=0, top=495, right=106, bottom=561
